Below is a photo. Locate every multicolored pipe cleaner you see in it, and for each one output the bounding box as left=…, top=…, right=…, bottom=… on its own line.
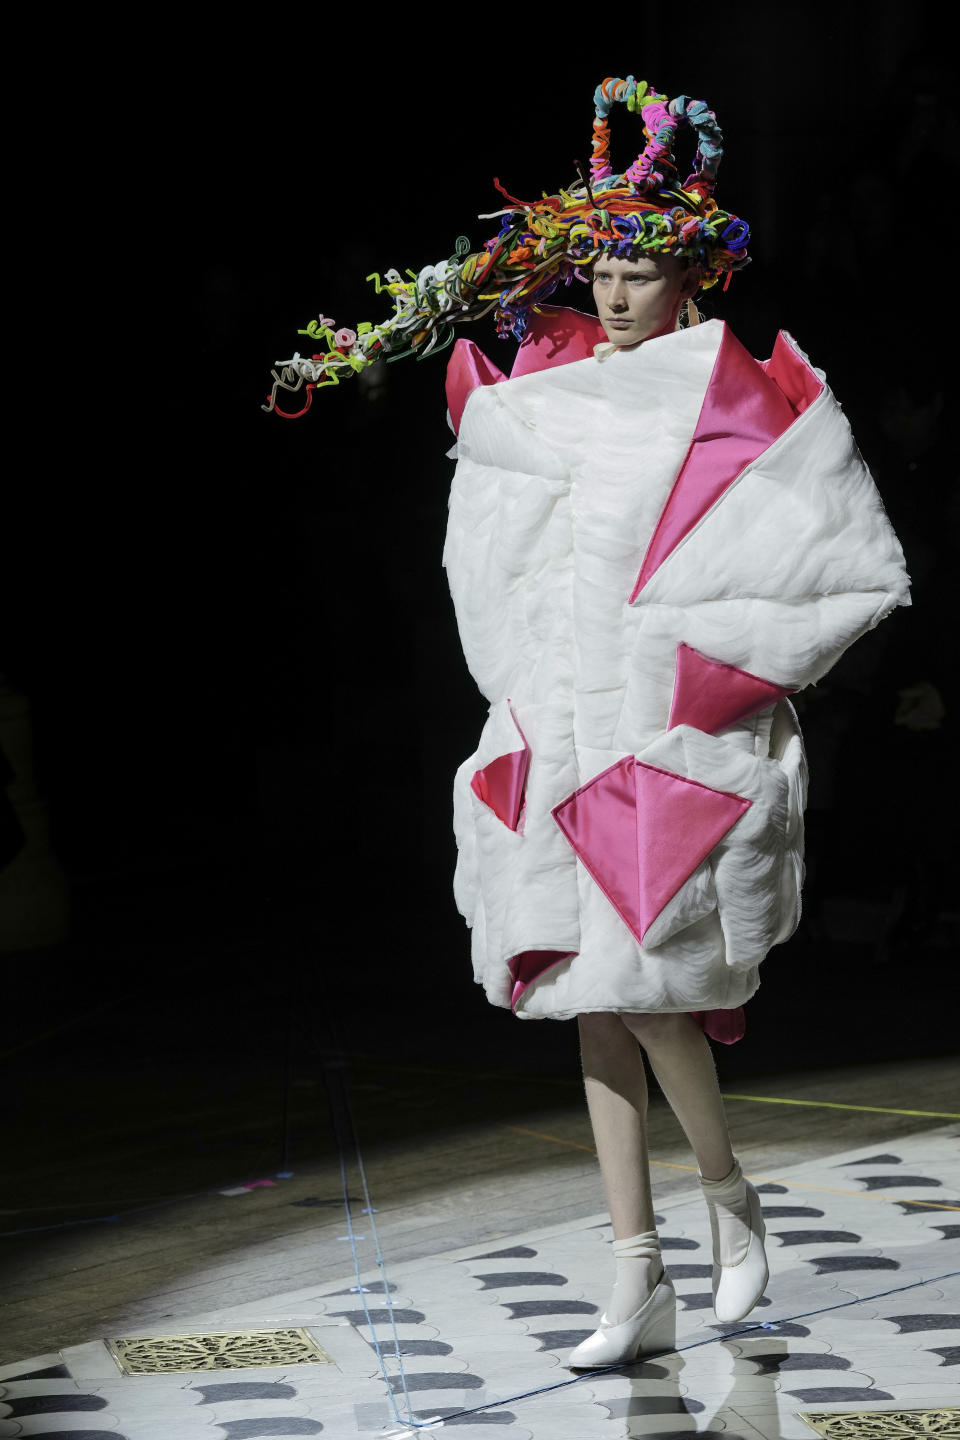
left=264, top=75, right=751, bottom=417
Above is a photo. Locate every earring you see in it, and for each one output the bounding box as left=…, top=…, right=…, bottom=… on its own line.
left=685, top=299, right=701, bottom=327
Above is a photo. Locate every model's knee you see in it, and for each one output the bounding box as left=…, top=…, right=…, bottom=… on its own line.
left=578, top=1011, right=635, bottom=1060
left=578, top=1013, right=630, bottom=1048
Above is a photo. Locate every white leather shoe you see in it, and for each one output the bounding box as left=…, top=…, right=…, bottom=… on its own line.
left=567, top=1272, right=677, bottom=1369
left=708, top=1178, right=769, bottom=1323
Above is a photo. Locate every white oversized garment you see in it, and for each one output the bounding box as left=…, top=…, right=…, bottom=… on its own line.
left=442, top=314, right=911, bottom=1022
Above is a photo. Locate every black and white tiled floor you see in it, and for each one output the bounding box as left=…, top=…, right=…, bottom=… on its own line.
left=1, top=1126, right=957, bottom=1438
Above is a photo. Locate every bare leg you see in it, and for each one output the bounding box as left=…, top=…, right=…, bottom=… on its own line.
left=618, top=1011, right=734, bottom=1180
left=578, top=1011, right=655, bottom=1236
left=578, top=1012, right=663, bottom=1324
left=617, top=1011, right=767, bottom=1320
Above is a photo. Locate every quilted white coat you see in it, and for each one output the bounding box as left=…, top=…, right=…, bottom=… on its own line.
left=441, top=314, right=910, bottom=1023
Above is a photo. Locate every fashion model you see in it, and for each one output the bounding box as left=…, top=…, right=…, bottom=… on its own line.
left=266, top=75, right=911, bottom=1369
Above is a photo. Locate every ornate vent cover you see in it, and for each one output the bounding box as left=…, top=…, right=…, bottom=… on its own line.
left=107, top=1327, right=336, bottom=1375
left=798, top=1409, right=960, bottom=1438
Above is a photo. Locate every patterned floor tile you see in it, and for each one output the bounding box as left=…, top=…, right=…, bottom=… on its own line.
left=3, top=1127, right=958, bottom=1437
left=856, top=1383, right=960, bottom=1406
left=0, top=1361, right=67, bottom=1387
left=724, top=1404, right=823, bottom=1439
left=118, top=1430, right=222, bottom=1440
left=618, top=1418, right=765, bottom=1439
left=3, top=1418, right=126, bottom=1436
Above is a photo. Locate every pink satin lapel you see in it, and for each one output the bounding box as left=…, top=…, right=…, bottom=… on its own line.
left=552, top=756, right=751, bottom=945
left=446, top=308, right=606, bottom=435
left=508, top=949, right=577, bottom=1011
left=761, top=330, right=823, bottom=414
left=669, top=643, right=795, bottom=733
left=510, top=306, right=606, bottom=379
left=470, top=707, right=530, bottom=831
left=445, top=338, right=507, bottom=436
left=630, top=325, right=818, bottom=602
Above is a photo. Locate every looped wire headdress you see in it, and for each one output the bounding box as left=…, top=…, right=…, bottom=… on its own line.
left=265, top=75, right=751, bottom=417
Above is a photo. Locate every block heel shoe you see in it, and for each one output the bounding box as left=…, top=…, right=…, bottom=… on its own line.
left=567, top=1270, right=677, bottom=1369
left=701, top=1165, right=769, bottom=1323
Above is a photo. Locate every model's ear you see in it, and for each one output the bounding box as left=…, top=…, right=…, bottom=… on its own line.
left=681, top=264, right=703, bottom=301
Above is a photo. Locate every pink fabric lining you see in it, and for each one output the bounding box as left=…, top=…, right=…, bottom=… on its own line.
left=630, top=325, right=816, bottom=602
left=510, top=306, right=606, bottom=379
left=470, top=707, right=530, bottom=832
left=445, top=339, right=507, bottom=436
left=693, top=1006, right=746, bottom=1044
left=509, top=949, right=578, bottom=1012
left=668, top=642, right=796, bottom=734
left=760, top=330, right=824, bottom=415
left=552, top=755, right=751, bottom=946
left=445, top=307, right=606, bottom=436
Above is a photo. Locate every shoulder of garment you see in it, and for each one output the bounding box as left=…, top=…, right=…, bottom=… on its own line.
left=445, top=305, right=825, bottom=440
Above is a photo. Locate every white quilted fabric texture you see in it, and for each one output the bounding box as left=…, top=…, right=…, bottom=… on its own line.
left=442, top=320, right=911, bottom=1020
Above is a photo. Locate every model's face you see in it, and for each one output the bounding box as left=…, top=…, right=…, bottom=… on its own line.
left=592, top=252, right=697, bottom=348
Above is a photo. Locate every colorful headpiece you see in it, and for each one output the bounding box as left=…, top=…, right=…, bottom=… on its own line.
left=265, top=76, right=751, bottom=417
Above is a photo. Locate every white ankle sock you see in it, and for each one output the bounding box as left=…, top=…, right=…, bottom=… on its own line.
left=606, top=1229, right=663, bottom=1325
left=699, top=1158, right=751, bottom=1267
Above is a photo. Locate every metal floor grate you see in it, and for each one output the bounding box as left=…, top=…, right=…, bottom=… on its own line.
left=798, top=1408, right=960, bottom=1438
left=106, top=1327, right=336, bottom=1375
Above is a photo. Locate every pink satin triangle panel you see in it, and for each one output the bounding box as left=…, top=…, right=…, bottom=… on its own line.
left=510, top=305, right=606, bottom=379
left=634, top=761, right=752, bottom=941
left=629, top=325, right=804, bottom=602
left=552, top=756, right=751, bottom=945
left=553, top=756, right=640, bottom=936
left=693, top=1007, right=747, bottom=1044
left=470, top=707, right=530, bottom=831
left=668, top=643, right=796, bottom=733
left=508, top=949, right=577, bottom=1011
left=445, top=338, right=507, bottom=436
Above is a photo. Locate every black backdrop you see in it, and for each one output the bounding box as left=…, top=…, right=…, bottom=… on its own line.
left=3, top=8, right=954, bottom=1074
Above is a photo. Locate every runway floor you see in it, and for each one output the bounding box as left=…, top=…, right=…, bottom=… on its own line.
left=2, top=1043, right=958, bottom=1439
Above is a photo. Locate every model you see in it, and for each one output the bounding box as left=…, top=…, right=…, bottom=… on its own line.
left=266, top=75, right=912, bottom=1369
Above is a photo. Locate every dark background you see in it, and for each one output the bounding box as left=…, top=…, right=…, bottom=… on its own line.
left=2, top=7, right=955, bottom=1153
